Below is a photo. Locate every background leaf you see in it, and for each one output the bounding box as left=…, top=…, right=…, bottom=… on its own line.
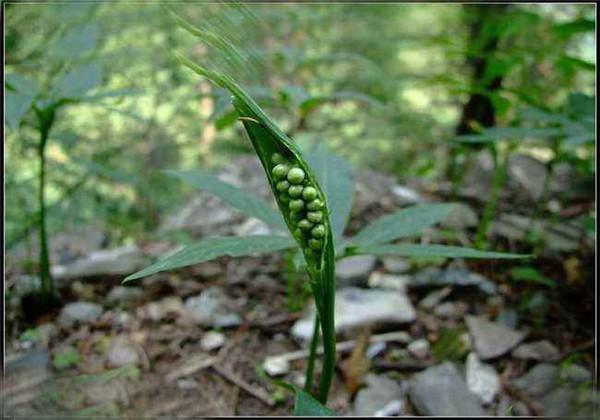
left=306, top=145, right=353, bottom=248
left=167, top=169, right=286, bottom=230
left=352, top=203, right=454, bottom=247
left=54, top=62, right=102, bottom=100
left=124, top=235, right=296, bottom=282
left=357, top=243, right=531, bottom=259
left=49, top=23, right=100, bottom=59
left=5, top=91, right=34, bottom=131
left=294, top=389, right=336, bottom=416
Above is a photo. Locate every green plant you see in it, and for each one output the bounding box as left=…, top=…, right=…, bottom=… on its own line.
left=123, top=11, right=529, bottom=415
left=6, top=18, right=134, bottom=309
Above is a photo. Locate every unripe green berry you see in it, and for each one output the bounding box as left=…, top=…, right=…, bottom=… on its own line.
left=311, top=224, right=325, bottom=238
left=308, top=238, right=323, bottom=250
left=287, top=167, right=305, bottom=184
left=307, top=211, right=323, bottom=223
left=289, top=199, right=304, bottom=211
left=302, top=186, right=318, bottom=201
left=276, top=180, right=290, bottom=192
left=288, top=185, right=304, bottom=198
left=272, top=153, right=286, bottom=165
left=298, top=219, right=313, bottom=231
left=279, top=193, right=290, bottom=204
left=289, top=210, right=302, bottom=221
left=293, top=228, right=304, bottom=240
left=272, top=164, right=290, bottom=180
left=307, top=199, right=324, bottom=211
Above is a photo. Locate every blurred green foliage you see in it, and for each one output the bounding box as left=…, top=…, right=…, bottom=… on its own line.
left=5, top=3, right=595, bottom=258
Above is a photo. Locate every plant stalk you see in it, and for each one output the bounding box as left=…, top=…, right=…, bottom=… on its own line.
left=303, top=314, right=320, bottom=393
left=475, top=145, right=507, bottom=250
left=37, top=108, right=55, bottom=295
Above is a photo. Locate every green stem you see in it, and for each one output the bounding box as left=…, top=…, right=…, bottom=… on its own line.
left=317, top=266, right=336, bottom=404
left=303, top=314, right=320, bottom=393
left=36, top=107, right=55, bottom=295
left=475, top=146, right=507, bottom=250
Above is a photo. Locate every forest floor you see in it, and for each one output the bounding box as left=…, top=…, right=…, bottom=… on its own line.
left=4, top=155, right=596, bottom=417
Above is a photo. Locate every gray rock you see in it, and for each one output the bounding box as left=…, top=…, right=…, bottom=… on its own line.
left=407, top=339, right=431, bottom=359
left=465, top=352, right=500, bottom=405
left=381, top=257, right=410, bottom=274
left=391, top=185, right=422, bottom=204
left=58, top=302, right=103, bottom=327
left=539, top=387, right=575, bottom=417
left=137, top=296, right=183, bottom=321
left=263, top=356, right=290, bottom=377
left=507, top=154, right=548, bottom=201
left=335, top=255, right=376, bottom=287
left=107, top=336, right=140, bottom=367
left=367, top=272, right=409, bottom=292
left=107, top=286, right=143, bottom=304
left=495, top=396, right=512, bottom=416
left=412, top=268, right=497, bottom=295
left=495, top=308, right=519, bottom=329
left=465, top=315, right=525, bottom=360
left=200, top=331, right=225, bottom=351
left=4, top=349, right=52, bottom=411
left=184, top=286, right=241, bottom=328
left=434, top=301, right=467, bottom=319
left=51, top=244, right=147, bottom=279
left=233, top=217, right=273, bottom=236
left=374, top=399, right=405, bottom=417
left=84, top=379, right=128, bottom=406
left=291, top=287, right=416, bottom=341
left=512, top=340, right=559, bottom=362
left=442, top=203, right=478, bottom=229
left=512, top=363, right=558, bottom=397
left=408, top=362, right=485, bottom=416
left=559, top=364, right=592, bottom=385
left=419, top=286, right=452, bottom=309
left=353, top=374, right=405, bottom=417
left=491, top=213, right=582, bottom=253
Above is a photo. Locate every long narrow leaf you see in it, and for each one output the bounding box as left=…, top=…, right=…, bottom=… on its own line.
left=352, top=203, right=454, bottom=247
left=167, top=169, right=286, bottom=230
left=124, top=235, right=296, bottom=282
left=357, top=243, right=532, bottom=259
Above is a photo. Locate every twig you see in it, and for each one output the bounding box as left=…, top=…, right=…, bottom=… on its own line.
left=263, top=331, right=411, bottom=369
left=165, top=353, right=220, bottom=382
left=558, top=339, right=595, bottom=360
left=371, top=360, right=433, bottom=372
left=212, top=365, right=275, bottom=407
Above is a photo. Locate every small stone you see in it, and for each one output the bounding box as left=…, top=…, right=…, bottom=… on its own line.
left=58, top=302, right=103, bottom=327
left=407, top=339, right=431, bottom=359
left=291, top=287, right=416, bottom=341
left=200, top=331, right=225, bottom=351
left=184, top=286, right=241, bottom=328
left=512, top=340, right=559, bottom=362
left=233, top=217, right=272, bottom=236
left=368, top=272, right=409, bottom=292
left=512, top=363, right=558, bottom=397
left=353, top=374, right=405, bottom=417
left=409, top=362, right=485, bottom=416
left=442, top=203, right=478, bottom=229
left=559, top=364, right=592, bottom=385
left=336, top=255, right=376, bottom=287
left=374, top=400, right=405, bottom=417
left=419, top=286, right=452, bottom=309
left=263, top=356, right=290, bottom=376
left=391, top=185, right=422, bottom=204
left=465, top=315, right=526, bottom=360
left=177, top=378, right=199, bottom=390
left=382, top=257, right=410, bottom=274
left=107, top=336, right=139, bottom=367
left=107, top=286, right=143, bottom=304
left=434, top=302, right=468, bottom=319
left=495, top=308, right=519, bottom=329
left=138, top=296, right=183, bottom=321
left=465, top=352, right=500, bottom=405
left=366, top=342, right=387, bottom=359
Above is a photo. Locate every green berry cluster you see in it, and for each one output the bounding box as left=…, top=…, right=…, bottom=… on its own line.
left=271, top=153, right=326, bottom=254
